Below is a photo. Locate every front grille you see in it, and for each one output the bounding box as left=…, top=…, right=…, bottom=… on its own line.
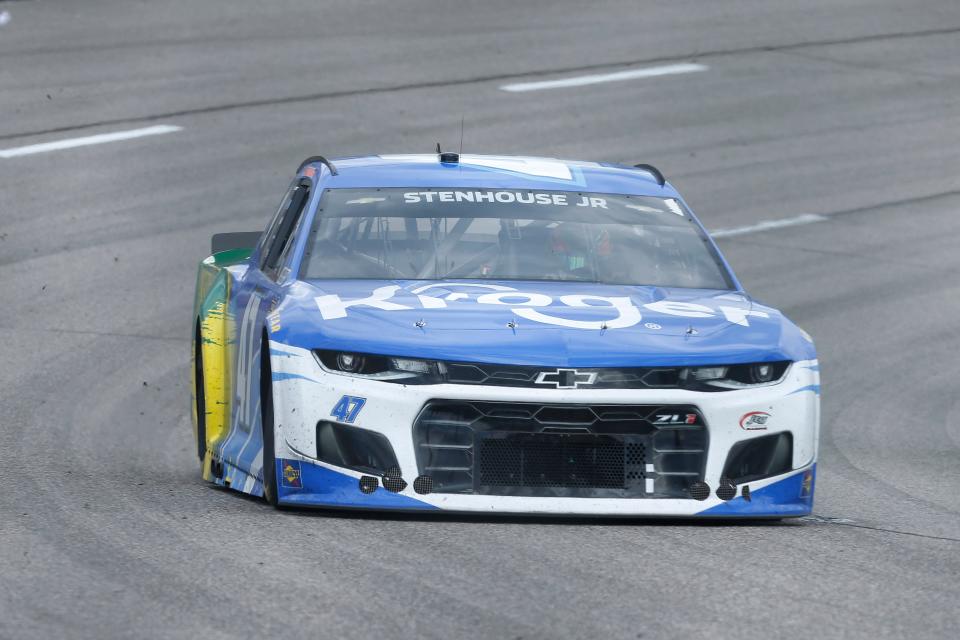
left=414, top=401, right=707, bottom=498
left=479, top=434, right=630, bottom=488
left=444, top=362, right=683, bottom=389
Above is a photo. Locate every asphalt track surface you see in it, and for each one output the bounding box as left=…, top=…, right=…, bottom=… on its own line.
left=2, top=1, right=960, bottom=638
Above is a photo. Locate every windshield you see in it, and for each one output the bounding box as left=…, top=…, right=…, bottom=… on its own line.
left=301, top=188, right=733, bottom=289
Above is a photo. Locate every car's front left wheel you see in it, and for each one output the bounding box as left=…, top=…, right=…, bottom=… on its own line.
left=194, top=320, right=207, bottom=465
left=260, top=330, right=279, bottom=506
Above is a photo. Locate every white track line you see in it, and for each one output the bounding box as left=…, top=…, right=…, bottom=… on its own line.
left=0, top=125, right=182, bottom=158
left=710, top=214, right=828, bottom=238
left=500, top=63, right=708, bottom=92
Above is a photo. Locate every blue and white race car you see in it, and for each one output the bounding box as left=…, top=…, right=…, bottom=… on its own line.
left=191, top=152, right=819, bottom=518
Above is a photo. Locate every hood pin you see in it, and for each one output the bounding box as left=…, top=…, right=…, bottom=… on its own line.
left=685, top=325, right=699, bottom=336
left=506, top=319, right=519, bottom=330
left=415, top=319, right=427, bottom=329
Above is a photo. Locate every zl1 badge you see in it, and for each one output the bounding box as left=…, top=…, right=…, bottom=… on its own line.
left=331, top=395, right=366, bottom=423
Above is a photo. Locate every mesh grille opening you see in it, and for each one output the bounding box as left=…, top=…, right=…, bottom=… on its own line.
left=413, top=401, right=706, bottom=498
left=479, top=435, right=625, bottom=489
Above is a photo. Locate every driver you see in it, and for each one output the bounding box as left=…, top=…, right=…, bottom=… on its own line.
left=549, top=223, right=611, bottom=279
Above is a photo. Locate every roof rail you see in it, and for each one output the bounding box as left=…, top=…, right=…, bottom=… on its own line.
left=297, top=155, right=338, bottom=176
left=632, top=163, right=665, bottom=186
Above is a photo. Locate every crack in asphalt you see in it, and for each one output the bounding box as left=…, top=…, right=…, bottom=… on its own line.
left=1, top=326, right=189, bottom=342
left=823, top=188, right=960, bottom=219
left=805, top=516, right=960, bottom=543
left=717, top=187, right=960, bottom=242
left=2, top=24, right=959, bottom=142
left=776, top=47, right=960, bottom=81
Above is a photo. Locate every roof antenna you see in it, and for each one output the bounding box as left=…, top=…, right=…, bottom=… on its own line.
left=459, top=116, right=465, bottom=155
left=436, top=142, right=441, bottom=154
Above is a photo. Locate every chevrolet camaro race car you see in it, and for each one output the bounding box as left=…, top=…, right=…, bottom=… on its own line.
left=191, top=152, right=819, bottom=518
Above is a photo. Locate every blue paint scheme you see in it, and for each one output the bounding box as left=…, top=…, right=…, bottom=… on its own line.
left=276, top=457, right=813, bottom=516
left=211, top=460, right=265, bottom=497
left=789, top=384, right=821, bottom=395
left=698, top=465, right=815, bottom=517
left=214, top=270, right=277, bottom=479
left=269, top=346, right=303, bottom=358
left=307, top=156, right=678, bottom=196
left=278, top=458, right=436, bottom=509
left=202, top=154, right=818, bottom=514
left=271, top=372, right=317, bottom=383
left=272, top=279, right=816, bottom=367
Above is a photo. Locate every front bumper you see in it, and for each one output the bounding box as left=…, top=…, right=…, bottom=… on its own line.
left=267, top=343, right=820, bottom=517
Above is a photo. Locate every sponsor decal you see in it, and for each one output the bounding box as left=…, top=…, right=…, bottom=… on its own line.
left=534, top=368, right=597, bottom=389
left=314, top=283, right=770, bottom=331
left=402, top=191, right=609, bottom=209
left=644, top=322, right=662, bottom=330
left=800, top=469, right=814, bottom=498
left=331, top=395, right=366, bottom=423
left=654, top=413, right=699, bottom=426
left=625, top=204, right=665, bottom=214
left=345, top=197, right=387, bottom=205
left=281, top=460, right=302, bottom=489
left=739, top=411, right=770, bottom=430
left=664, top=199, right=684, bottom=216
left=266, top=310, right=281, bottom=334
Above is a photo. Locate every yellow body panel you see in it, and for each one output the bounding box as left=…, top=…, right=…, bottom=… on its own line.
left=199, top=299, right=232, bottom=478
left=191, top=251, right=249, bottom=480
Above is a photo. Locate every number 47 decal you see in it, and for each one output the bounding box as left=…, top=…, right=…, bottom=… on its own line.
left=331, top=395, right=366, bottom=423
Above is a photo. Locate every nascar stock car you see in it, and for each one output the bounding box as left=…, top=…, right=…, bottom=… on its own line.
left=191, top=152, right=819, bottom=517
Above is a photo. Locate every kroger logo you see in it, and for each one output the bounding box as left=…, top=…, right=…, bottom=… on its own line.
left=315, top=283, right=768, bottom=331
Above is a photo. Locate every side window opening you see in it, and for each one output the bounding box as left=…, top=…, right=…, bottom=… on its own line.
left=256, top=184, right=298, bottom=270
left=273, top=195, right=311, bottom=280
left=262, top=183, right=310, bottom=279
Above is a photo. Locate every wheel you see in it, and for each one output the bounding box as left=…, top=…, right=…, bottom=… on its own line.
left=194, top=321, right=207, bottom=464
left=260, top=331, right=279, bottom=506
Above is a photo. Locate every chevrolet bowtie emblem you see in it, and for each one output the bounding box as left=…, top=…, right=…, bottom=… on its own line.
left=534, top=368, right=598, bottom=389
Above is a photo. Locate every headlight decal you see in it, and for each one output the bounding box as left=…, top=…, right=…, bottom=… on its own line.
left=315, top=349, right=791, bottom=390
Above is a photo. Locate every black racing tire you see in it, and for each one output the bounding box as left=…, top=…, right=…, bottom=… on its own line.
left=194, top=320, right=207, bottom=465
left=260, top=330, right=280, bottom=507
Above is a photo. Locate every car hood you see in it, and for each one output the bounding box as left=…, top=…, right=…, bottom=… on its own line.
left=275, top=279, right=816, bottom=367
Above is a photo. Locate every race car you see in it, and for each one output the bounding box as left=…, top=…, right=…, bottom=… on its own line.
left=191, top=152, right=819, bottom=517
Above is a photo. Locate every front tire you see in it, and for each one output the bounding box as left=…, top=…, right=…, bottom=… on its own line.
left=194, top=321, right=207, bottom=465
left=260, top=331, right=279, bottom=506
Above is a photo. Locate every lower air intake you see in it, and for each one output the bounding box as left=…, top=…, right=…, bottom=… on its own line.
left=414, top=401, right=708, bottom=498
left=479, top=434, right=627, bottom=489
left=413, top=475, right=434, bottom=495
left=689, top=481, right=711, bottom=501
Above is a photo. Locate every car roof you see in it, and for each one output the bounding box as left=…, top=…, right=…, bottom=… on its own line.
left=303, top=154, right=680, bottom=198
